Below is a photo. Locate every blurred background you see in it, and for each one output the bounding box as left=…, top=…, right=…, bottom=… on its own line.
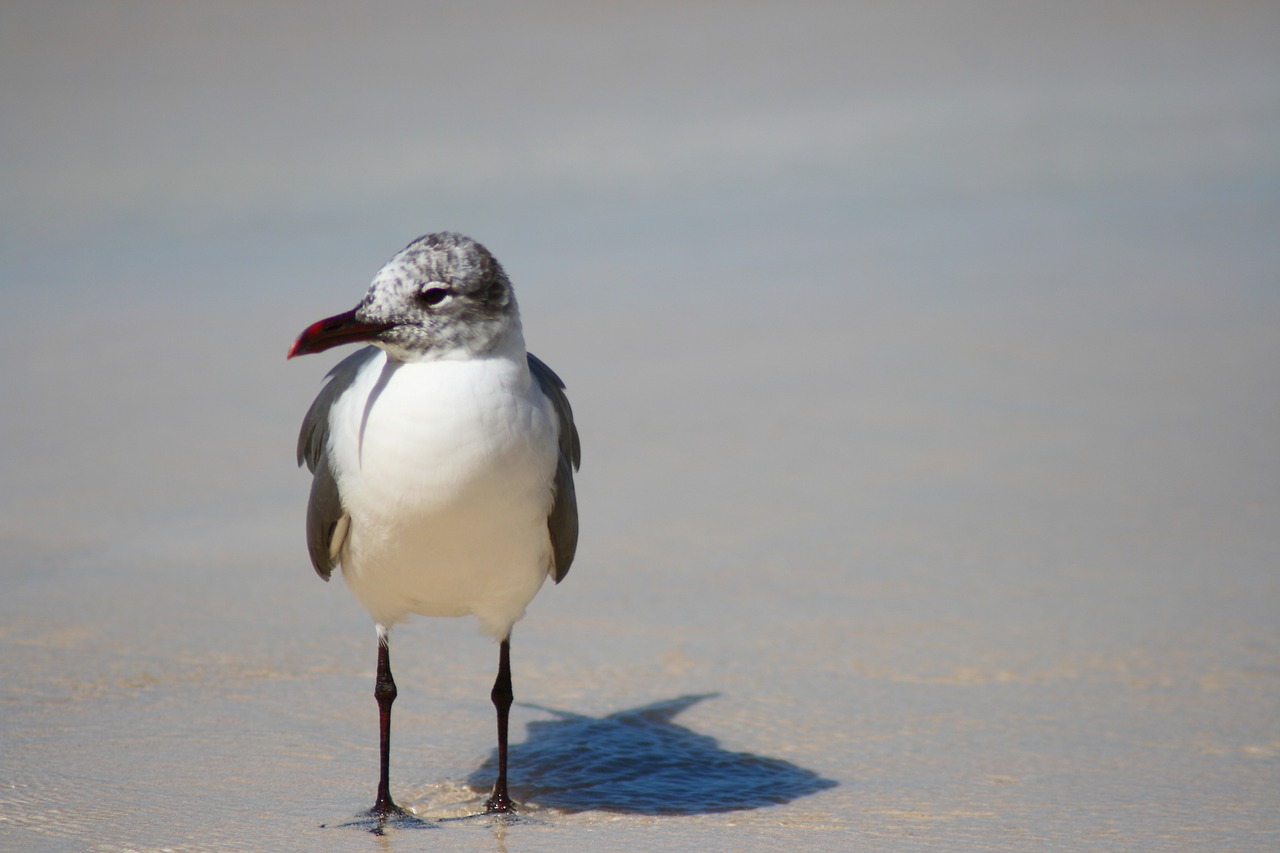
left=2, top=2, right=1277, bottom=850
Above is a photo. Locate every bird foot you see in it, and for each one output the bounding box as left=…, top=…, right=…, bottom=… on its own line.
left=367, top=799, right=409, bottom=820
left=484, top=792, right=516, bottom=814
left=324, top=801, right=434, bottom=834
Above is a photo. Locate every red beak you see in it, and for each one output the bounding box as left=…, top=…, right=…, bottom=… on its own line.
left=287, top=308, right=393, bottom=359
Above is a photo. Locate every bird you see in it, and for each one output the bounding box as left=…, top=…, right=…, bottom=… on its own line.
left=287, top=232, right=580, bottom=821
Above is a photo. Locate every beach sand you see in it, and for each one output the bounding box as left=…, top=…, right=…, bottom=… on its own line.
left=2, top=2, right=1278, bottom=850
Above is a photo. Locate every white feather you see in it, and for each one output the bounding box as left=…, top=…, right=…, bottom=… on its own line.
left=324, top=328, right=560, bottom=639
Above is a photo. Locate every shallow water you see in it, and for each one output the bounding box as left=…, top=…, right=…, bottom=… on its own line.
left=2, top=2, right=1279, bottom=850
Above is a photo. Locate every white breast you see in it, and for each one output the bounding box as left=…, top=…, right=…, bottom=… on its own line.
left=325, top=341, right=560, bottom=639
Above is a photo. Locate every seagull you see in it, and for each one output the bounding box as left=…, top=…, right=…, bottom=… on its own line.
left=287, top=232, right=580, bottom=820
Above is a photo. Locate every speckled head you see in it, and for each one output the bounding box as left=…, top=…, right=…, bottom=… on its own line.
left=288, top=232, right=522, bottom=363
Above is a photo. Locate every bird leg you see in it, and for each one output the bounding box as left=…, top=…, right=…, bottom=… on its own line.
left=485, top=636, right=515, bottom=813
left=370, top=633, right=404, bottom=818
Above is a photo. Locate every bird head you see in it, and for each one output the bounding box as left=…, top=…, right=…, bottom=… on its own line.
left=288, top=232, right=520, bottom=362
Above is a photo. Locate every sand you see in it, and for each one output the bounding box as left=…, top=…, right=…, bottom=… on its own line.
left=2, top=2, right=1278, bottom=850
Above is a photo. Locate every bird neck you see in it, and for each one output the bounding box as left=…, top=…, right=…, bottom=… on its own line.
left=382, top=315, right=528, bottom=366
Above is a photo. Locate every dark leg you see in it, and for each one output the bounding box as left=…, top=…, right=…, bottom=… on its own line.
left=485, top=636, right=515, bottom=813
left=370, top=632, right=405, bottom=818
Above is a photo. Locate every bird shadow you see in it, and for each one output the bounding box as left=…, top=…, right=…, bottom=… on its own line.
left=464, top=693, right=837, bottom=814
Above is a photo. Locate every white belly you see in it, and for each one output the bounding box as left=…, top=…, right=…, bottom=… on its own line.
left=326, top=350, right=559, bottom=639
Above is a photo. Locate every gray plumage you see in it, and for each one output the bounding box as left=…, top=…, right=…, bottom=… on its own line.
left=527, top=351, right=581, bottom=582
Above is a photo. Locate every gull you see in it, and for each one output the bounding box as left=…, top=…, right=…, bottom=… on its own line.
left=287, top=232, right=580, bottom=819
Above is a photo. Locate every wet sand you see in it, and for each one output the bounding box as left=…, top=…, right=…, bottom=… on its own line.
left=2, top=2, right=1278, bottom=850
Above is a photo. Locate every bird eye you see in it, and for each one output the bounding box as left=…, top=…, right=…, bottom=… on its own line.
left=419, top=287, right=450, bottom=306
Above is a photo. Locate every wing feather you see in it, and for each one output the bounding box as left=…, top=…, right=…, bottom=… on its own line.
left=528, top=352, right=581, bottom=583
left=296, top=347, right=378, bottom=580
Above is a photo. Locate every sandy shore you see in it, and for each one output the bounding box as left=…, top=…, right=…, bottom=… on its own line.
left=2, top=2, right=1278, bottom=850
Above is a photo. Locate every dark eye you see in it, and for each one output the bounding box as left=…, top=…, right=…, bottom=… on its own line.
left=419, top=287, right=450, bottom=306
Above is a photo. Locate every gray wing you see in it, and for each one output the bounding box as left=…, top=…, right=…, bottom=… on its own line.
left=297, top=347, right=379, bottom=581
left=528, top=352, right=581, bottom=584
